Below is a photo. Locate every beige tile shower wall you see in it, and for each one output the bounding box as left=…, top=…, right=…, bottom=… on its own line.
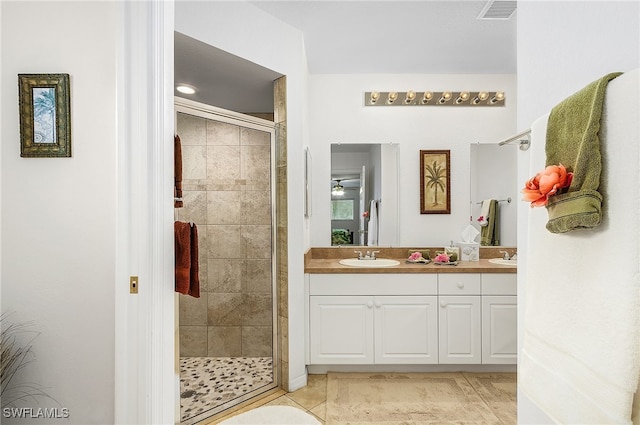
left=274, top=76, right=289, bottom=391
left=177, top=112, right=273, bottom=358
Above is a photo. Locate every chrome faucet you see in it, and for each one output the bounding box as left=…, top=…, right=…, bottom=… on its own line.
left=499, top=250, right=511, bottom=260
left=354, top=250, right=380, bottom=260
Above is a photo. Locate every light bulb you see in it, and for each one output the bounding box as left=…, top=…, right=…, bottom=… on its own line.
left=472, top=91, right=489, bottom=104
left=370, top=91, right=380, bottom=104
left=387, top=91, right=398, bottom=104
left=439, top=91, right=452, bottom=104
left=422, top=91, right=433, bottom=104
left=455, top=91, right=470, bottom=104
left=490, top=91, right=505, bottom=104
left=404, top=90, right=416, bottom=104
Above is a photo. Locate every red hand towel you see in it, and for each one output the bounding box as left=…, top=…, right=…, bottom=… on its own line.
left=175, top=221, right=200, bottom=297
left=189, top=223, right=200, bottom=298
left=174, top=135, right=183, bottom=208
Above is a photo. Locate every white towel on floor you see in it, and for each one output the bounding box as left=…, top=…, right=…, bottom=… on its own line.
left=520, top=69, right=640, bottom=424
left=219, top=406, right=321, bottom=424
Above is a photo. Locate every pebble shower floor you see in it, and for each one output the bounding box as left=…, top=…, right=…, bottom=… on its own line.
left=180, top=356, right=273, bottom=423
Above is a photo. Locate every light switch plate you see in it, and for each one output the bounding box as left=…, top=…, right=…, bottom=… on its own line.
left=130, top=276, right=139, bottom=294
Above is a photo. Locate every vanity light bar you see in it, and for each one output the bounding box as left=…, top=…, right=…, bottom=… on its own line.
left=364, top=91, right=505, bottom=107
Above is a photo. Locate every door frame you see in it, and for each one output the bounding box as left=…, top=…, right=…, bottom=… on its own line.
left=115, top=1, right=176, bottom=423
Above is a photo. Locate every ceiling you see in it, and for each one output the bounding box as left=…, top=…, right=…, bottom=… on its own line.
left=174, top=1, right=517, bottom=113
left=174, top=32, right=282, bottom=113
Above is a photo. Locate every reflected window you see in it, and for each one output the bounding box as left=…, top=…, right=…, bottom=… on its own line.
left=331, top=199, right=354, bottom=220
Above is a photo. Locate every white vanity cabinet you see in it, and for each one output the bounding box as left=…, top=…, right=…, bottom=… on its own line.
left=308, top=274, right=438, bottom=365
left=481, top=274, right=517, bottom=364
left=307, top=271, right=517, bottom=366
left=437, top=274, right=482, bottom=364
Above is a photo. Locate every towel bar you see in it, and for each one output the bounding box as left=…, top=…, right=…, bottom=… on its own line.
left=498, top=129, right=531, bottom=150
left=475, top=197, right=511, bottom=204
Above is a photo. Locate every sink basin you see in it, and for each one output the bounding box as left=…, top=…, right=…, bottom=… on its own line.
left=488, top=258, right=517, bottom=266
left=339, top=258, right=400, bottom=267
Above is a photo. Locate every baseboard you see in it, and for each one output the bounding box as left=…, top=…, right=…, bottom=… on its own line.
left=307, top=364, right=517, bottom=374
left=288, top=371, right=308, bottom=392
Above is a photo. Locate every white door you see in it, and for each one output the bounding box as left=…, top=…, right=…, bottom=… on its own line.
left=374, top=296, right=438, bottom=364
left=309, top=296, right=374, bottom=364
left=438, top=296, right=481, bottom=364
left=482, top=296, right=517, bottom=364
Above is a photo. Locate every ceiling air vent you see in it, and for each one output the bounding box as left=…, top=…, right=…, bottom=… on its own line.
left=477, top=0, right=517, bottom=20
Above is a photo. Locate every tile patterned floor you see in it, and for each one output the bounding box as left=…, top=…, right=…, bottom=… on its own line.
left=262, top=374, right=328, bottom=423
left=325, top=372, right=516, bottom=424
left=216, top=373, right=516, bottom=425
left=180, top=356, right=273, bottom=423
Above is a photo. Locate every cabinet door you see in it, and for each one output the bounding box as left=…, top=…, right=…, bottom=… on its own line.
left=374, top=296, right=438, bottom=364
left=482, top=296, right=517, bottom=364
left=309, top=296, right=374, bottom=364
left=438, top=296, right=481, bottom=364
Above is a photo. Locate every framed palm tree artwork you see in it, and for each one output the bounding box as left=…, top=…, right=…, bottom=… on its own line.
left=18, top=74, right=71, bottom=157
left=420, top=150, right=450, bottom=214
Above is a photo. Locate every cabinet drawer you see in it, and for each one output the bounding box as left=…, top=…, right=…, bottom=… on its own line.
left=309, top=274, right=437, bottom=296
left=438, top=273, right=480, bottom=295
left=481, top=274, right=517, bottom=295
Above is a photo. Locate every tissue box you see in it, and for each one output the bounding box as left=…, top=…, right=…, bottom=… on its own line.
left=457, top=242, right=479, bottom=261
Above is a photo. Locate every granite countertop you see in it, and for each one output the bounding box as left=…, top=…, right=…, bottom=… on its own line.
left=304, top=246, right=517, bottom=274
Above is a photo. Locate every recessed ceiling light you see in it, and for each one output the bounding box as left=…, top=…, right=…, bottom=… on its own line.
left=176, top=84, right=196, bottom=95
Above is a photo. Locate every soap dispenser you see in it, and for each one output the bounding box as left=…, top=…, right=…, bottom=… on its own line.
left=444, top=241, right=460, bottom=262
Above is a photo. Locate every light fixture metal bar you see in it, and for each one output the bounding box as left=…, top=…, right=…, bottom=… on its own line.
left=364, top=91, right=505, bottom=107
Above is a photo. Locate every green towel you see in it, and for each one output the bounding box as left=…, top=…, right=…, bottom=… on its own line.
left=480, top=200, right=500, bottom=246
left=545, top=72, right=622, bottom=234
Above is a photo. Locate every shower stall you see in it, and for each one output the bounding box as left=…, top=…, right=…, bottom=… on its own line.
left=174, top=101, right=278, bottom=424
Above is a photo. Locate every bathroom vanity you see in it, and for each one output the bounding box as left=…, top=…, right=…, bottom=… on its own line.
left=304, top=247, right=517, bottom=370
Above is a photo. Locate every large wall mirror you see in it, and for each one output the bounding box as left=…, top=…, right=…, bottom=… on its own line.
left=330, top=143, right=399, bottom=246
left=469, top=143, right=517, bottom=246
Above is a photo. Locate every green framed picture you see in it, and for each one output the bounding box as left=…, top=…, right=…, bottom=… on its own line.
left=18, top=73, right=71, bottom=157
left=420, top=149, right=451, bottom=214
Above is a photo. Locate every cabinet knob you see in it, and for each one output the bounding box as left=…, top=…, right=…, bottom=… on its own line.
left=440, top=301, right=447, bottom=308
left=375, top=302, right=382, bottom=308
left=367, top=301, right=373, bottom=308
left=457, top=282, right=464, bottom=289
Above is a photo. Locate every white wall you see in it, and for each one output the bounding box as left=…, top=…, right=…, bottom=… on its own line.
left=308, top=74, right=517, bottom=247
left=175, top=1, right=311, bottom=390
left=516, top=1, right=640, bottom=423
left=1, top=2, right=118, bottom=423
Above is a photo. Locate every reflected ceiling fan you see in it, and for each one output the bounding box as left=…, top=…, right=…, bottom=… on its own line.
left=331, top=179, right=345, bottom=197
left=331, top=175, right=360, bottom=197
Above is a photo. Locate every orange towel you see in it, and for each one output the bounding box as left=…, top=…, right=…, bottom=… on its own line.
left=174, top=134, right=183, bottom=208
left=175, top=221, right=200, bottom=297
